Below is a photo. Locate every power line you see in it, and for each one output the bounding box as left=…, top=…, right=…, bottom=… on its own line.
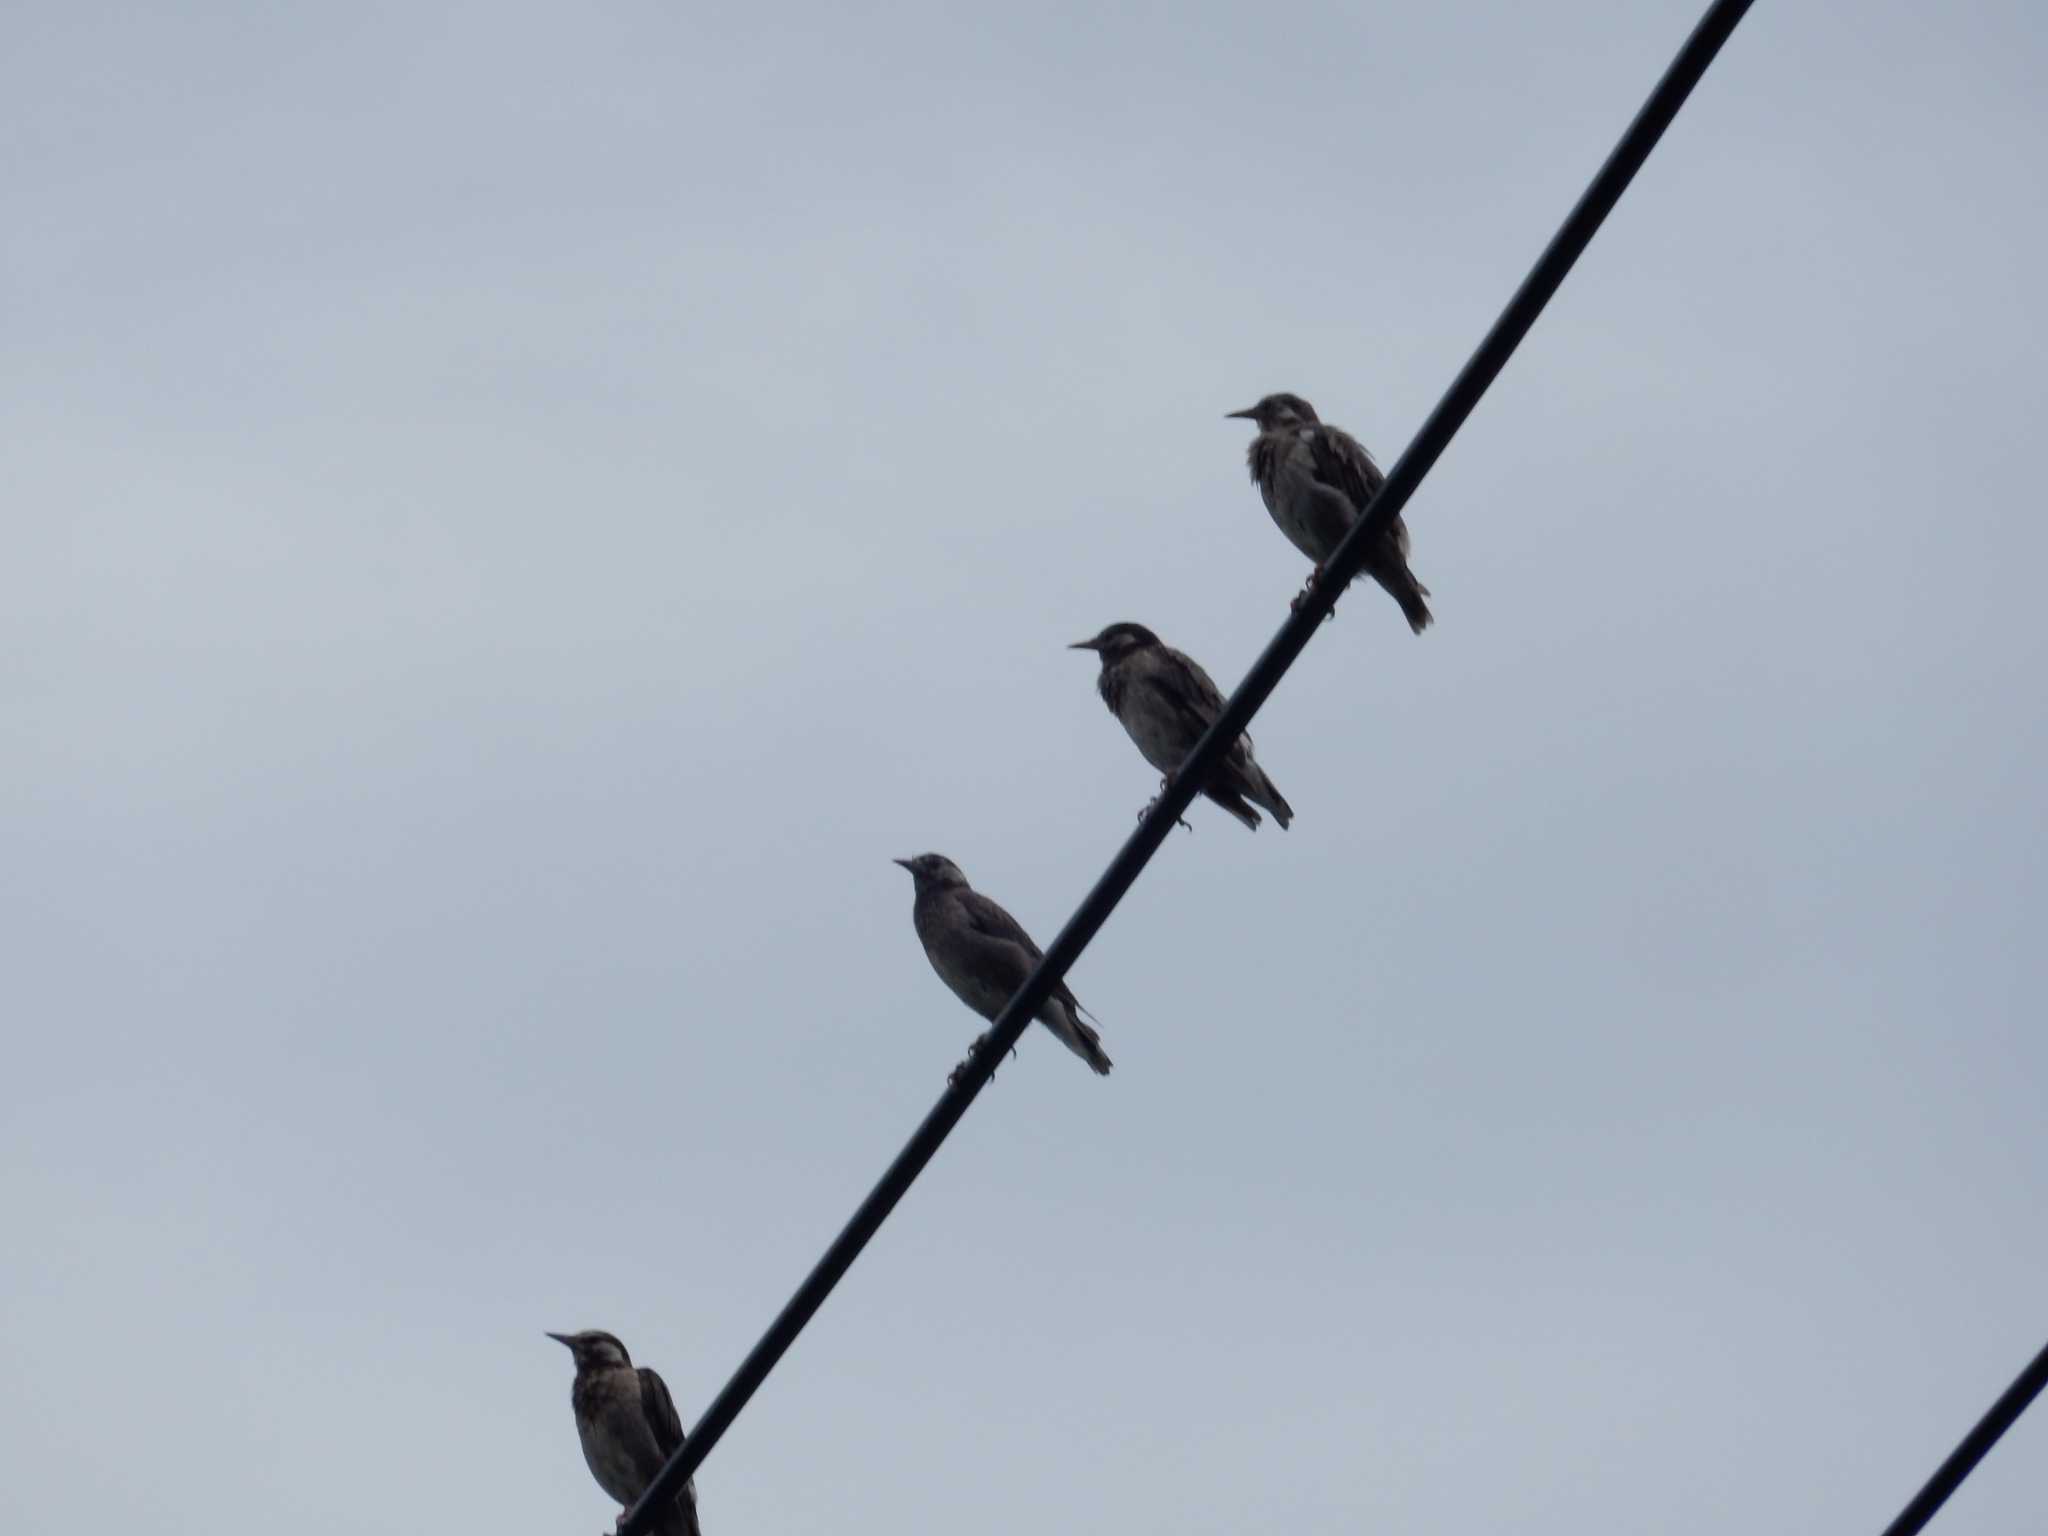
left=1878, top=1338, right=2048, bottom=1536
left=618, top=0, right=1757, bottom=1528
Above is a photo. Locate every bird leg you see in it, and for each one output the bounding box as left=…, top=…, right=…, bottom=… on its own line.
left=1289, top=567, right=1338, bottom=619
left=948, top=1031, right=1018, bottom=1087
left=1138, top=781, right=1194, bottom=832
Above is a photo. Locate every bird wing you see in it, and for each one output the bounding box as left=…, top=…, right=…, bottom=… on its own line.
left=958, top=889, right=1044, bottom=963
left=638, top=1368, right=685, bottom=1459
left=636, top=1369, right=703, bottom=1536
left=1153, top=645, right=1265, bottom=765
left=957, top=889, right=1086, bottom=1012
left=1303, top=424, right=1385, bottom=512
left=1134, top=675, right=1212, bottom=744
left=1150, top=647, right=1226, bottom=726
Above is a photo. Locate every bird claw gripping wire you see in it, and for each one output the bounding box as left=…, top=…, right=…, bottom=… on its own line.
left=1289, top=570, right=1339, bottom=620
left=1138, top=788, right=1195, bottom=833
left=948, top=1032, right=1018, bottom=1086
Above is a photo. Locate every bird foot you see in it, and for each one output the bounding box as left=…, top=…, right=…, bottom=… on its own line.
left=1139, top=784, right=1194, bottom=832
left=949, top=1033, right=1017, bottom=1086
left=1291, top=569, right=1337, bottom=620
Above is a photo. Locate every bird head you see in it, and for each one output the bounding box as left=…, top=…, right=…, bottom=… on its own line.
left=1069, top=622, right=1161, bottom=665
left=547, top=1330, right=632, bottom=1371
left=892, top=853, right=968, bottom=891
left=1226, top=392, right=1319, bottom=431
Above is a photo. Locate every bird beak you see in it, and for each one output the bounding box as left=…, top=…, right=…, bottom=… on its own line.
left=1068, top=638, right=1102, bottom=652
left=1225, top=406, right=1259, bottom=421
left=891, top=857, right=915, bottom=871
left=545, top=1332, right=575, bottom=1348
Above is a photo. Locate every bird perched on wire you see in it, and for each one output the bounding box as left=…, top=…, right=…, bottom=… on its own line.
left=893, top=853, right=1113, bottom=1080
left=1070, top=621, right=1294, bottom=832
left=1227, top=391, right=1433, bottom=633
left=547, top=1330, right=703, bottom=1536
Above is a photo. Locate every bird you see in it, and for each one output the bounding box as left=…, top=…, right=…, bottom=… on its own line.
left=1226, top=391, right=1433, bottom=633
left=547, top=1330, right=703, bottom=1536
left=893, top=853, right=1113, bottom=1079
left=1070, top=621, right=1294, bottom=831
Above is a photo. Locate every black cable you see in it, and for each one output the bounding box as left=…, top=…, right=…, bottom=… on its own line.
left=618, top=1, right=1757, bottom=1526
left=1878, top=1339, right=2048, bottom=1536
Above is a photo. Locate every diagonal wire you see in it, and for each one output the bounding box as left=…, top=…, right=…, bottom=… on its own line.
left=617, top=0, right=1756, bottom=1527
left=1878, top=1339, right=2048, bottom=1536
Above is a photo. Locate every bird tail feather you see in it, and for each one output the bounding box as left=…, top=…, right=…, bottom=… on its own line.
left=655, top=1494, right=701, bottom=1536
left=1251, top=769, right=1294, bottom=830
left=1374, top=557, right=1434, bottom=634
left=1205, top=787, right=1264, bottom=831
left=1053, top=1002, right=1114, bottom=1075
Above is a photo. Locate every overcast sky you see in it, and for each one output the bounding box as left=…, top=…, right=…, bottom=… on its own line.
left=5, top=2, right=2045, bottom=1533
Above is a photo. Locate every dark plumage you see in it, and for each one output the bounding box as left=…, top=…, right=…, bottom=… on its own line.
left=893, top=853, right=1112, bottom=1077
left=1227, top=391, right=1434, bottom=633
left=1070, top=622, right=1294, bottom=831
left=548, top=1330, right=702, bottom=1536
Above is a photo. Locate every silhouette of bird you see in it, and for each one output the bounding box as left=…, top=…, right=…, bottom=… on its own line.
left=1070, top=621, right=1293, bottom=831
left=893, top=853, right=1112, bottom=1079
left=1228, top=391, right=1433, bottom=632
left=547, top=1330, right=702, bottom=1536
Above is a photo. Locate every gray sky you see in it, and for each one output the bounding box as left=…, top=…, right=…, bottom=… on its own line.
left=5, top=2, right=2045, bottom=1532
